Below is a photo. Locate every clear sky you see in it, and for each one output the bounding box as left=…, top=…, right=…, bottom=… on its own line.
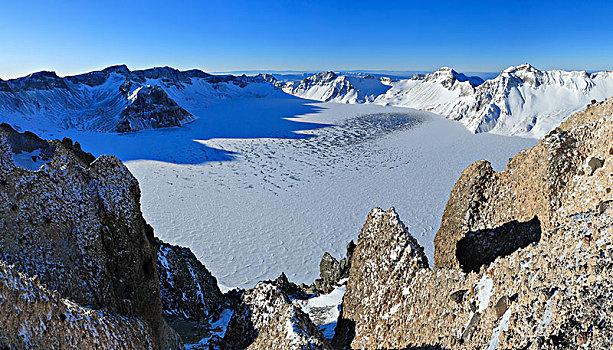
left=1, top=0, right=612, bottom=79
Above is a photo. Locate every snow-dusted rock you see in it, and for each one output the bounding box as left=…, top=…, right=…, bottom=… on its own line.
left=0, top=260, right=156, bottom=349
left=435, top=97, right=613, bottom=269
left=221, top=275, right=331, bottom=350
left=156, top=240, right=227, bottom=344
left=117, top=85, right=194, bottom=132
left=334, top=98, right=613, bottom=349
left=0, top=124, right=180, bottom=348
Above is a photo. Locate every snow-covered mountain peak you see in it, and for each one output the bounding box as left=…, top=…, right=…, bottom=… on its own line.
left=10, top=70, right=68, bottom=91
left=419, top=67, right=484, bottom=88
left=0, top=65, right=279, bottom=133
left=279, top=71, right=391, bottom=103
left=503, top=63, right=540, bottom=74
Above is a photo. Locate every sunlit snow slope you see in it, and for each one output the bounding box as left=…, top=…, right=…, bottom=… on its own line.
left=277, top=64, right=613, bottom=138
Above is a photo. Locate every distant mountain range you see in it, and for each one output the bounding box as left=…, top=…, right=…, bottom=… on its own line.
left=1, top=64, right=612, bottom=138
left=269, top=64, right=613, bottom=137
left=0, top=65, right=277, bottom=133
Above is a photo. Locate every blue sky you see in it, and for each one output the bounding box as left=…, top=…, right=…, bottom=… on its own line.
left=1, top=0, right=612, bottom=78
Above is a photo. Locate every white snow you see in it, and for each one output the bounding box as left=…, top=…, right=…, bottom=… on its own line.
left=298, top=284, right=346, bottom=339
left=281, top=65, right=613, bottom=138
left=5, top=95, right=536, bottom=289
left=475, top=275, right=494, bottom=313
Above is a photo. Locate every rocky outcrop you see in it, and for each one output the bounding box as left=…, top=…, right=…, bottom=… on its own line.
left=222, top=274, right=332, bottom=350
left=0, top=260, right=154, bottom=349
left=117, top=85, right=194, bottom=132
left=333, top=98, right=613, bottom=349
left=435, top=97, right=613, bottom=270
left=332, top=207, right=429, bottom=348
left=156, top=240, right=225, bottom=343
left=0, top=124, right=180, bottom=348
left=308, top=241, right=355, bottom=294
left=334, top=205, right=613, bottom=349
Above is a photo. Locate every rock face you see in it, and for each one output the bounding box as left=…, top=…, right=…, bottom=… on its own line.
left=0, top=260, right=154, bottom=349
left=117, top=85, right=194, bottom=132
left=156, top=240, right=225, bottom=343
left=435, top=97, right=613, bottom=270
left=332, top=207, right=429, bottom=349
left=222, top=275, right=332, bottom=350
left=335, top=205, right=613, bottom=349
left=0, top=124, right=179, bottom=348
left=333, top=98, right=613, bottom=349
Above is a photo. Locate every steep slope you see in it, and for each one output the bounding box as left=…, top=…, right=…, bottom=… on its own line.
left=0, top=65, right=277, bottom=133
left=0, top=260, right=154, bottom=349
left=434, top=97, right=613, bottom=269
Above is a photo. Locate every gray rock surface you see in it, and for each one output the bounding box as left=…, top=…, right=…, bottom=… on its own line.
left=0, top=124, right=180, bottom=349
left=117, top=85, right=194, bottom=132
left=435, top=97, right=613, bottom=270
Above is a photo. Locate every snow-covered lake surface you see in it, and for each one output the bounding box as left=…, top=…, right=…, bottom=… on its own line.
left=31, top=96, right=536, bottom=289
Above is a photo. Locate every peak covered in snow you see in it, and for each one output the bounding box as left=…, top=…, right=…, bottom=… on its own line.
left=278, top=71, right=392, bottom=103
left=0, top=65, right=278, bottom=133
left=277, top=64, right=613, bottom=138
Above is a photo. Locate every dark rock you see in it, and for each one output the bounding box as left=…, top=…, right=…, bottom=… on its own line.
left=117, top=85, right=193, bottom=132
left=0, top=127, right=180, bottom=348
left=588, top=156, right=604, bottom=175
left=494, top=296, right=510, bottom=319
left=313, top=240, right=355, bottom=294
left=450, top=289, right=467, bottom=304
left=156, top=239, right=224, bottom=323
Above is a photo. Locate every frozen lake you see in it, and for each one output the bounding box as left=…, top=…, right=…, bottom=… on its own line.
left=38, top=96, right=537, bottom=289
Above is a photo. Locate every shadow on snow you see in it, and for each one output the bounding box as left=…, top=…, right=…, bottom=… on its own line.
left=63, top=94, right=332, bottom=165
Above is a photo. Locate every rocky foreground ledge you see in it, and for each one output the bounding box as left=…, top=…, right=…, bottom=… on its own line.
left=333, top=98, right=613, bottom=349
left=0, top=97, right=612, bottom=349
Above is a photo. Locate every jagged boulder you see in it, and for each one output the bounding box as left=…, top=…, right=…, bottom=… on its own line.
left=221, top=275, right=332, bottom=350
left=435, top=97, right=613, bottom=271
left=334, top=206, right=613, bottom=349
left=312, top=240, right=355, bottom=294
left=0, top=125, right=180, bottom=348
left=332, top=207, right=429, bottom=349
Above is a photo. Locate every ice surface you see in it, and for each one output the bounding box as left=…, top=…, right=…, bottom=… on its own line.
left=10, top=96, right=536, bottom=289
